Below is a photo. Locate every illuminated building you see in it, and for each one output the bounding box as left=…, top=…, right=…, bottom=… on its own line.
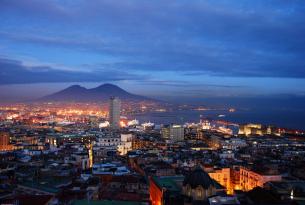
left=206, top=136, right=247, bottom=150
left=149, top=176, right=184, bottom=205
left=161, top=125, right=184, bottom=142
left=132, top=137, right=153, bottom=149
left=238, top=124, right=261, bottom=136
left=239, top=167, right=282, bottom=191
left=197, top=130, right=207, bottom=140
left=142, top=122, right=155, bottom=130
left=46, top=136, right=58, bottom=148
left=267, top=125, right=272, bottom=134
left=217, top=126, right=233, bottom=135
left=0, top=132, right=13, bottom=151
left=222, top=138, right=247, bottom=150
left=109, top=97, right=121, bottom=129
left=230, top=167, right=241, bottom=191
left=205, top=166, right=283, bottom=194
left=206, top=166, right=282, bottom=194
left=0, top=132, right=10, bottom=147
left=207, top=135, right=222, bottom=149
left=201, top=120, right=211, bottom=130
left=149, top=168, right=227, bottom=205
left=117, top=133, right=133, bottom=155
left=46, top=134, right=95, bottom=146
left=238, top=123, right=276, bottom=136
left=127, top=119, right=139, bottom=127
left=161, top=126, right=170, bottom=139
left=137, top=122, right=156, bottom=131
left=208, top=168, right=233, bottom=194
left=229, top=108, right=236, bottom=112
left=99, top=121, right=110, bottom=128
left=88, top=143, right=93, bottom=168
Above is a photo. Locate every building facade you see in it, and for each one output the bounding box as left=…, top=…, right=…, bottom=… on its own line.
left=239, top=167, right=282, bottom=191
left=0, top=132, right=13, bottom=151
left=161, top=125, right=184, bottom=142
left=109, top=97, right=121, bottom=129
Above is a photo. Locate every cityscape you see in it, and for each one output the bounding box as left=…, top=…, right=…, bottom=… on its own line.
left=1, top=1, right=305, bottom=205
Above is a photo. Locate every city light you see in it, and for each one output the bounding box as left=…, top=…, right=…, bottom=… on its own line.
left=1, top=1, right=305, bottom=204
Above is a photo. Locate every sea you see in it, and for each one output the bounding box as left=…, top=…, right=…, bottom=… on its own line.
left=129, top=108, right=305, bottom=131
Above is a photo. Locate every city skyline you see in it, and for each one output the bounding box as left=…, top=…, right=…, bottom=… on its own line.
left=1, top=0, right=305, bottom=101
left=1, top=2, right=305, bottom=205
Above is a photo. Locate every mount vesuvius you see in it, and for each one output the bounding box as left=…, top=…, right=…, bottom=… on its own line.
left=40, top=84, right=154, bottom=102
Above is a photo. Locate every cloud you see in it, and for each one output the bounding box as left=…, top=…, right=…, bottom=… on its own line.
left=134, top=79, right=246, bottom=88
left=1, top=0, right=305, bottom=80
left=0, top=57, right=146, bottom=84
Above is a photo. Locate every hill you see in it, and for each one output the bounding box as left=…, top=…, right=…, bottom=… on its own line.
left=40, top=83, right=153, bottom=102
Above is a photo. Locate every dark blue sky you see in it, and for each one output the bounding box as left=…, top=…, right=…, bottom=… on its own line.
left=1, top=0, right=305, bottom=100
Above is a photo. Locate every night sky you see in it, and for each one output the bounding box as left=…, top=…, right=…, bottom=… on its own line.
left=1, top=0, right=305, bottom=101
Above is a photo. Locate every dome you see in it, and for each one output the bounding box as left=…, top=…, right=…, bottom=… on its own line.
left=183, top=166, right=215, bottom=189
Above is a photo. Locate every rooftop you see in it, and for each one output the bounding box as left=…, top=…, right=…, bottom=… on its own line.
left=72, top=200, right=147, bottom=205
left=19, top=177, right=72, bottom=194
left=152, top=175, right=184, bottom=192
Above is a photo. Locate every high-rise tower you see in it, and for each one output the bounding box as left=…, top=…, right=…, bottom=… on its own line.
left=109, top=97, right=121, bottom=129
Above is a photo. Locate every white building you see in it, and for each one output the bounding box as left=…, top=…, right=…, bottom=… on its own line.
left=96, top=133, right=121, bottom=148
left=117, top=133, right=133, bottom=155
left=95, top=132, right=133, bottom=156
left=92, top=163, right=130, bottom=175
left=127, top=119, right=139, bottom=127
left=141, top=122, right=155, bottom=130
left=222, top=138, right=247, bottom=150
left=201, top=120, right=211, bottom=130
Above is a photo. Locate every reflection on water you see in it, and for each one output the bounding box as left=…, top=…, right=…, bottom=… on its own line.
left=129, top=109, right=305, bottom=130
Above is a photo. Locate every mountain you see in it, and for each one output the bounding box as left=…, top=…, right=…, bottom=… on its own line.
left=40, top=83, right=153, bottom=102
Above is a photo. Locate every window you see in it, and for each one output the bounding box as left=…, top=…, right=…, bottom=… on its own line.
left=185, top=185, right=191, bottom=197
left=196, top=187, right=204, bottom=199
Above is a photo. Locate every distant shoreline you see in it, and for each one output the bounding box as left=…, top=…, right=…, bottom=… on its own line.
left=130, top=109, right=305, bottom=131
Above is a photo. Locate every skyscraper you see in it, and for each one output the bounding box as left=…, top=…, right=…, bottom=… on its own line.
left=109, top=97, right=121, bottom=129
